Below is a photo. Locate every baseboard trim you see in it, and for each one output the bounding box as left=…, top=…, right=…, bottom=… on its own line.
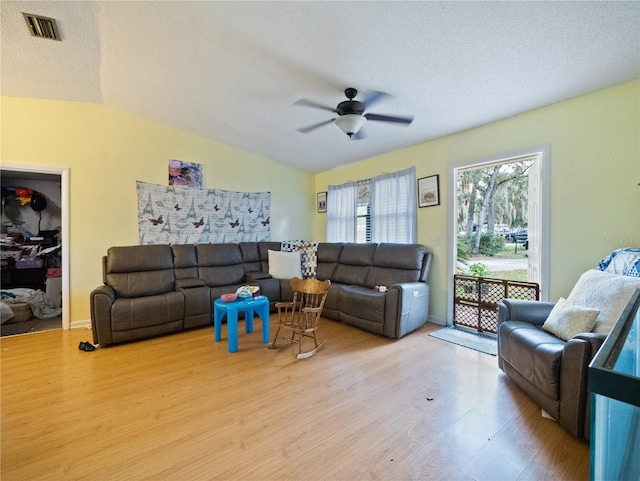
left=70, top=319, right=91, bottom=329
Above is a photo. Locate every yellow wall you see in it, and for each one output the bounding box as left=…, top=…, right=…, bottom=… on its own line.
left=1, top=98, right=315, bottom=323
left=315, top=80, right=640, bottom=323
left=3, top=81, right=639, bottom=328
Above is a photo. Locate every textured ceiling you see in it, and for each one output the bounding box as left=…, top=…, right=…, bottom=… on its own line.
left=2, top=1, right=639, bottom=173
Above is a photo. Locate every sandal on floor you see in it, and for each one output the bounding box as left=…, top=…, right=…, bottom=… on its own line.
left=79, top=341, right=96, bottom=352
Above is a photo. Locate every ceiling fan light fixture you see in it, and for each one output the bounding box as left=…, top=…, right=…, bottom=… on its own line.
left=335, top=114, right=366, bottom=138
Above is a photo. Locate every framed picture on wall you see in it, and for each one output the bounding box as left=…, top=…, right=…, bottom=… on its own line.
left=317, top=192, right=327, bottom=213
left=418, top=175, right=440, bottom=208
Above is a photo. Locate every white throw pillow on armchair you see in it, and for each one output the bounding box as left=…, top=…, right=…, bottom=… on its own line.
left=566, top=269, right=640, bottom=334
left=542, top=297, right=599, bottom=341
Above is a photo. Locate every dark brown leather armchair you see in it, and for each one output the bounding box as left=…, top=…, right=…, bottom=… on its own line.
left=497, top=299, right=606, bottom=440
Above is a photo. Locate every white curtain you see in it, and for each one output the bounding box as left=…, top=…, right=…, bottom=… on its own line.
left=370, top=166, right=417, bottom=243
left=326, top=181, right=357, bottom=242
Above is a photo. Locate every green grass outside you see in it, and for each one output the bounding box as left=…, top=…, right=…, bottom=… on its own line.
left=458, top=242, right=529, bottom=282
left=483, top=269, right=528, bottom=283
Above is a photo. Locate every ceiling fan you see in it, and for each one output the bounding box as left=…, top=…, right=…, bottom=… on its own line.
left=295, top=88, right=414, bottom=139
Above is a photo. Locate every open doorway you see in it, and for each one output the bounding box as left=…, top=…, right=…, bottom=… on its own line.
left=1, top=163, right=69, bottom=332
left=447, top=146, right=550, bottom=326
left=457, top=158, right=533, bottom=282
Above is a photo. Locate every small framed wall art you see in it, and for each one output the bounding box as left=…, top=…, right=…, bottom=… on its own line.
left=418, top=174, right=440, bottom=208
left=168, top=159, right=202, bottom=188
left=317, top=192, right=327, bottom=213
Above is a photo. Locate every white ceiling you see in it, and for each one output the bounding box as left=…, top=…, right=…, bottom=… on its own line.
left=2, top=1, right=639, bottom=173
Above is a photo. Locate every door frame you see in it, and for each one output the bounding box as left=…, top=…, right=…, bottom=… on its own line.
left=447, top=145, right=550, bottom=325
left=1, top=162, right=70, bottom=330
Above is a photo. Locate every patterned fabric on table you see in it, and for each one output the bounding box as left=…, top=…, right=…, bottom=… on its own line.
left=598, top=248, right=640, bottom=277
left=281, top=240, right=318, bottom=279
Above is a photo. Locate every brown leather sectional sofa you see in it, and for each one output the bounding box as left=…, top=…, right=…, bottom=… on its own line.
left=90, top=242, right=433, bottom=346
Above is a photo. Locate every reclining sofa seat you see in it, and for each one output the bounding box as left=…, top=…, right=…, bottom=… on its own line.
left=239, top=241, right=291, bottom=308
left=90, top=245, right=184, bottom=346
left=317, top=242, right=432, bottom=338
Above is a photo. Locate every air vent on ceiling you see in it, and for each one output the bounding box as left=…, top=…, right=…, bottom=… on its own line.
left=22, top=13, right=61, bottom=41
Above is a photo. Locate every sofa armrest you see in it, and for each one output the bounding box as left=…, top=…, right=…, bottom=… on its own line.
left=558, top=332, right=607, bottom=438
left=497, top=299, right=556, bottom=327
left=246, top=271, right=273, bottom=281
left=572, top=332, right=606, bottom=440
left=384, top=282, right=429, bottom=338
left=90, top=285, right=116, bottom=346
left=572, top=332, right=607, bottom=353
left=175, top=278, right=206, bottom=289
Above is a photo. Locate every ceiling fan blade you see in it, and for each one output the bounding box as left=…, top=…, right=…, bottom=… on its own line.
left=364, top=113, right=414, bottom=125
left=294, top=98, right=338, bottom=113
left=360, top=90, right=391, bottom=110
left=297, top=118, right=335, bottom=133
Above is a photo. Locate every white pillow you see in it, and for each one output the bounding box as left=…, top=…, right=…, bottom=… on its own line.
left=567, top=269, right=640, bottom=334
left=268, top=250, right=302, bottom=280
left=542, top=297, right=600, bottom=341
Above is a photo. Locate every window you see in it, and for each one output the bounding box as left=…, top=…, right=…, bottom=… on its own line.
left=356, top=204, right=371, bottom=243
left=356, top=180, right=371, bottom=243
left=326, top=181, right=357, bottom=242
left=327, top=167, right=416, bottom=244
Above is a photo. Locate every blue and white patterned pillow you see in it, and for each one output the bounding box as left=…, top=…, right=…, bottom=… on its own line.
left=597, top=248, right=640, bottom=277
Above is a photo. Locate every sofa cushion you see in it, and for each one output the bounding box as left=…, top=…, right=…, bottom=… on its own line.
left=366, top=243, right=426, bottom=288
left=316, top=243, right=344, bottom=281
left=258, top=242, right=283, bottom=272
left=372, top=243, right=426, bottom=270
left=332, top=243, right=377, bottom=286
left=322, top=284, right=340, bottom=312
left=106, top=245, right=176, bottom=298
left=542, top=297, right=599, bottom=341
left=567, top=269, right=640, bottom=334
left=253, top=277, right=281, bottom=304
left=197, top=243, right=243, bottom=265
left=239, top=242, right=262, bottom=273
left=197, top=244, right=245, bottom=287
left=337, top=284, right=386, bottom=324
left=499, top=321, right=564, bottom=400
left=111, top=291, right=184, bottom=331
left=172, top=244, right=199, bottom=280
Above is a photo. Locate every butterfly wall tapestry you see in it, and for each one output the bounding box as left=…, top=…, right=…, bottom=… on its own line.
left=137, top=181, right=270, bottom=244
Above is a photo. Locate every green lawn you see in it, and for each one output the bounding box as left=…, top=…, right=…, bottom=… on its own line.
left=463, top=244, right=528, bottom=282
left=483, top=269, right=528, bottom=283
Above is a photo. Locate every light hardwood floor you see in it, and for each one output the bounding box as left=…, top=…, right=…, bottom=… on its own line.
left=1, top=319, right=589, bottom=480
